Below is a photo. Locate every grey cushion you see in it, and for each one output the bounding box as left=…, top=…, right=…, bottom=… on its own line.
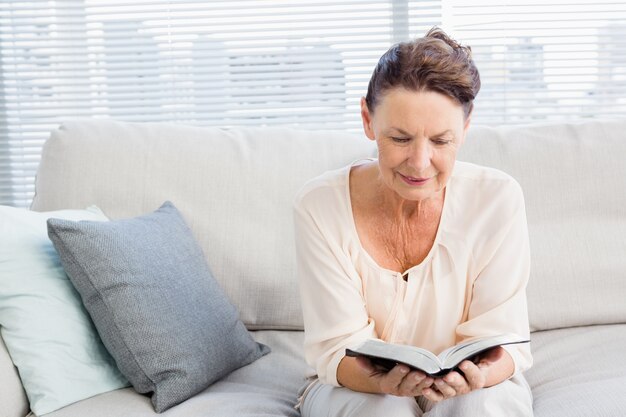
left=47, top=201, right=270, bottom=413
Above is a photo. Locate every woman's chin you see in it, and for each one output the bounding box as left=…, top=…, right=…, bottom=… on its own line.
left=393, top=187, right=436, bottom=202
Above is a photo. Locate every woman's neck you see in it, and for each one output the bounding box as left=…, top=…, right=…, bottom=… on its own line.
left=373, top=170, right=445, bottom=223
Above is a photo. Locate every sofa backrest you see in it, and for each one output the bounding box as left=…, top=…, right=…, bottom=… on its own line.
left=458, top=119, right=626, bottom=331
left=31, top=118, right=626, bottom=332
left=31, top=119, right=375, bottom=330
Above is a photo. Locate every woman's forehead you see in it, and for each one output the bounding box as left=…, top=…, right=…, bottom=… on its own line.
left=374, top=89, right=465, bottom=131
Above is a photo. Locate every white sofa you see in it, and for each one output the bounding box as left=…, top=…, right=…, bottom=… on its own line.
left=2, top=118, right=625, bottom=416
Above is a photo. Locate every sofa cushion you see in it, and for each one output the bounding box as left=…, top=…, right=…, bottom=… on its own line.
left=31, top=120, right=375, bottom=330
left=41, top=330, right=310, bottom=417
left=47, top=201, right=270, bottom=413
left=29, top=325, right=626, bottom=417
left=0, top=205, right=129, bottom=415
left=0, top=336, right=28, bottom=417
left=457, top=119, right=626, bottom=331
left=525, top=324, right=626, bottom=417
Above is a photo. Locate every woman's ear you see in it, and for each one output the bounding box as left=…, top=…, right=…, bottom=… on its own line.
left=360, top=97, right=376, bottom=141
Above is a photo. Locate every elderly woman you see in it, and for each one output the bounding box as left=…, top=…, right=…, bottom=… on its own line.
left=293, top=28, right=533, bottom=417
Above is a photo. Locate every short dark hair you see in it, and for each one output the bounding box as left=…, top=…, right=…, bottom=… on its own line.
left=365, top=27, right=480, bottom=118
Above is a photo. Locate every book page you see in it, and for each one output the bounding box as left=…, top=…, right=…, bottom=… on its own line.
left=437, top=334, right=529, bottom=370
left=348, top=339, right=444, bottom=375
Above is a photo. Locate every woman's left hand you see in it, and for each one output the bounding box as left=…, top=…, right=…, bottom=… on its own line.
left=421, top=346, right=509, bottom=402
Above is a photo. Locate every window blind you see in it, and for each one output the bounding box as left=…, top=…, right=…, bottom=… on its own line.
left=445, top=0, right=626, bottom=124
left=1, top=1, right=623, bottom=207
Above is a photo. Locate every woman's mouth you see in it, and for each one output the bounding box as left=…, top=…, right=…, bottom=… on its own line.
left=399, top=173, right=430, bottom=186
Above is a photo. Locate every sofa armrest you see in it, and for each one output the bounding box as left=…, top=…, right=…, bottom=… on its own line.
left=0, top=335, right=29, bottom=417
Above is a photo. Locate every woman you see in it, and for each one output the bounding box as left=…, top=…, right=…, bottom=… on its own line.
left=293, top=28, right=533, bottom=416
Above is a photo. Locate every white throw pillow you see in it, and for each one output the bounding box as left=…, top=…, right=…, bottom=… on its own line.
left=0, top=205, right=129, bottom=415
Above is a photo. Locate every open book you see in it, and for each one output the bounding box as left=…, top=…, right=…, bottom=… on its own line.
left=345, top=334, right=529, bottom=377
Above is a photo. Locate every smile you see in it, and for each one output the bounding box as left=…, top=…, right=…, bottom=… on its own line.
left=399, top=173, right=430, bottom=186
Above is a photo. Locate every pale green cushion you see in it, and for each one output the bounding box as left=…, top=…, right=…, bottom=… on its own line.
left=0, top=205, right=129, bottom=416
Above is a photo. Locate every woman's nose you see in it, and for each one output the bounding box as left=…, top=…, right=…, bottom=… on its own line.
left=407, top=141, right=431, bottom=171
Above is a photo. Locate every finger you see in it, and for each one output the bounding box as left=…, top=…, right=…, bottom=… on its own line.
left=459, top=361, right=485, bottom=390
left=397, top=370, right=428, bottom=396
left=416, top=375, right=434, bottom=392
left=422, top=386, right=444, bottom=402
left=378, top=364, right=410, bottom=393
left=433, top=379, right=457, bottom=399
left=442, top=371, right=470, bottom=395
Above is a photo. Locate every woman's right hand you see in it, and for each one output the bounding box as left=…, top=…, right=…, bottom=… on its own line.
left=354, top=356, right=435, bottom=397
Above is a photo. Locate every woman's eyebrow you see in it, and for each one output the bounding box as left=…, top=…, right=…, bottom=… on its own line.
left=431, top=130, right=455, bottom=139
left=386, top=127, right=454, bottom=138
left=387, top=127, right=413, bottom=136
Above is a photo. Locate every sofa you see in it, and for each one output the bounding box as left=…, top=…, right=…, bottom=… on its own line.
left=1, top=118, right=625, bottom=417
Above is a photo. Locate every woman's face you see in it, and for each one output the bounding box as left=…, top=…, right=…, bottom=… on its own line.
left=361, top=88, right=470, bottom=202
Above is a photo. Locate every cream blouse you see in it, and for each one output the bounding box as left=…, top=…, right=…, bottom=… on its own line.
left=293, top=159, right=532, bottom=387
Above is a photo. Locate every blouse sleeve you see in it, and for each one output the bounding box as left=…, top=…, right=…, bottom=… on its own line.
left=455, top=181, right=533, bottom=375
left=293, top=192, right=377, bottom=386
